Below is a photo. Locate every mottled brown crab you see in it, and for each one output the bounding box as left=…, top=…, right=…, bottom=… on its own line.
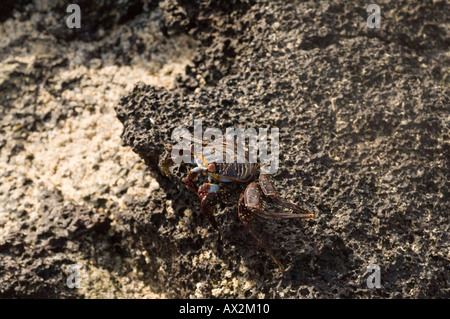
left=161, top=137, right=314, bottom=269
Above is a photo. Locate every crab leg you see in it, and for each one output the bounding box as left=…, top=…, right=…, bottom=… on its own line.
left=183, top=166, right=204, bottom=193
left=198, top=183, right=233, bottom=231
left=161, top=144, right=197, bottom=176
left=258, top=174, right=314, bottom=218
left=238, top=194, right=284, bottom=270
left=256, top=209, right=312, bottom=220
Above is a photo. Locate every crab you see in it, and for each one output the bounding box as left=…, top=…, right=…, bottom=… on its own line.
left=161, top=138, right=314, bottom=269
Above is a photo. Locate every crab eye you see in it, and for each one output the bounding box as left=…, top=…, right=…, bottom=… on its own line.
left=207, top=163, right=216, bottom=172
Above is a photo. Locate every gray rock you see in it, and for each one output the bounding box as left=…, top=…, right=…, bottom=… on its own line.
left=115, top=0, right=449, bottom=298
left=0, top=0, right=448, bottom=298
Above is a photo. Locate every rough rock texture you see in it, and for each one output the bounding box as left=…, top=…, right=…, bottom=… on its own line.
left=116, top=0, right=449, bottom=298
left=0, top=0, right=448, bottom=298
left=0, top=189, right=111, bottom=298
left=0, top=1, right=196, bottom=298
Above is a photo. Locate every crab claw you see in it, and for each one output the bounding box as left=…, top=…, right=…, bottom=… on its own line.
left=198, top=183, right=233, bottom=231
left=237, top=175, right=315, bottom=269
left=238, top=193, right=284, bottom=271
left=198, top=183, right=222, bottom=230
left=258, top=174, right=314, bottom=219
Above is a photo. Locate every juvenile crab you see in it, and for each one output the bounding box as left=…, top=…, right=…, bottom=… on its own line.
left=161, top=137, right=314, bottom=269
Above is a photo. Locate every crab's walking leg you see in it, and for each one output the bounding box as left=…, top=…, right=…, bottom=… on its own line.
left=258, top=174, right=314, bottom=218
left=161, top=144, right=196, bottom=177
left=184, top=166, right=203, bottom=194
left=198, top=183, right=233, bottom=231
left=238, top=194, right=284, bottom=270
left=243, top=182, right=312, bottom=221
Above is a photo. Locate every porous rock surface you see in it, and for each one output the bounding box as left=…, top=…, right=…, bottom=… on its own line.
left=116, top=0, right=449, bottom=298
left=0, top=0, right=448, bottom=298
left=0, top=0, right=194, bottom=298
